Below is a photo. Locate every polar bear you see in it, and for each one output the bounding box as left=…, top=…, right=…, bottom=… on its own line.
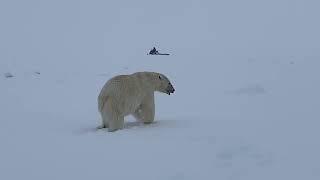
left=98, top=71, right=175, bottom=132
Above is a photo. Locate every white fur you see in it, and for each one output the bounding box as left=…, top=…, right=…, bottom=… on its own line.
left=98, top=72, right=173, bottom=132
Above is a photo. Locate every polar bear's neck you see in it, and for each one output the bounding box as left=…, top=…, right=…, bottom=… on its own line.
left=131, top=72, right=158, bottom=92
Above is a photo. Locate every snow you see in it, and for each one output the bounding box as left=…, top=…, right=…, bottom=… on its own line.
left=1, top=0, right=320, bottom=179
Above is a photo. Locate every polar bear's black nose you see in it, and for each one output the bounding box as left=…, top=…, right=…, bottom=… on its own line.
left=166, top=83, right=175, bottom=95
left=170, top=86, right=175, bottom=93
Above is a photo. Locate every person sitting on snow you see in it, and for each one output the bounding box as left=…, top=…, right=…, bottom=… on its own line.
left=149, top=47, right=159, bottom=55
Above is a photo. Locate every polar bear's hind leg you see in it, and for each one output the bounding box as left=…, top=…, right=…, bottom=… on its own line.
left=99, top=105, right=110, bottom=129
left=101, top=97, right=123, bottom=132
left=108, top=114, right=124, bottom=132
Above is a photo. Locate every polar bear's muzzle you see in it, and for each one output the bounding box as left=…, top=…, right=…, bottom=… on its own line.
left=166, top=83, right=175, bottom=95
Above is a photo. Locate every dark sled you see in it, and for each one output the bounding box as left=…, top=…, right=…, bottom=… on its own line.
left=148, top=53, right=170, bottom=55
left=148, top=47, right=170, bottom=55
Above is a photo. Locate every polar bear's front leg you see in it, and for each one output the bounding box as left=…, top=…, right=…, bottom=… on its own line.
left=133, top=93, right=155, bottom=124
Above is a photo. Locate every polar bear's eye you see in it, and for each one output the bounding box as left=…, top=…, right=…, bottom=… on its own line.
left=158, top=75, right=162, bottom=80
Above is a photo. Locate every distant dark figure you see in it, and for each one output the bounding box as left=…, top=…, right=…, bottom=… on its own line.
left=149, top=47, right=159, bottom=55
left=4, top=72, right=14, bottom=78
left=148, top=47, right=170, bottom=55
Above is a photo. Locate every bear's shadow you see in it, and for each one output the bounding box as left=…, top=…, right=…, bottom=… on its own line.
left=74, top=119, right=180, bottom=134
left=125, top=119, right=184, bottom=130
left=124, top=121, right=158, bottom=129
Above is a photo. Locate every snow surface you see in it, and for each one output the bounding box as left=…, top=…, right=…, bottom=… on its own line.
left=1, top=0, right=320, bottom=179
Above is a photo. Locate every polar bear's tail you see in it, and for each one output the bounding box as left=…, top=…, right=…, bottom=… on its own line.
left=98, top=94, right=109, bottom=113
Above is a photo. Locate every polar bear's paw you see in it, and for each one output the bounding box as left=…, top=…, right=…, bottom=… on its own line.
left=96, top=124, right=107, bottom=129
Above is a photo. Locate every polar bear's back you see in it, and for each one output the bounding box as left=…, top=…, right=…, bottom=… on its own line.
left=98, top=74, right=148, bottom=115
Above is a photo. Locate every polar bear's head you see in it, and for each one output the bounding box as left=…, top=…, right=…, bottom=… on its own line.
left=153, top=73, right=175, bottom=95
